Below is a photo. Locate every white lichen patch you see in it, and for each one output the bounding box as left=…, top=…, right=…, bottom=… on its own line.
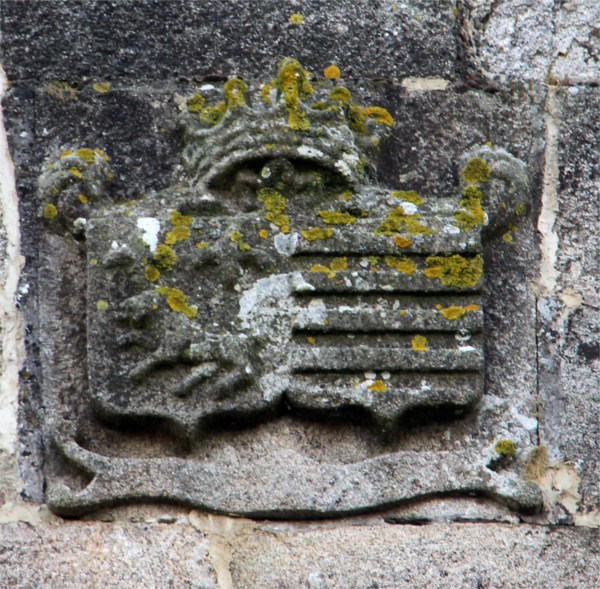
left=274, top=232, right=298, bottom=256
left=402, top=77, right=450, bottom=92
left=297, top=146, right=325, bottom=159
left=136, top=217, right=161, bottom=252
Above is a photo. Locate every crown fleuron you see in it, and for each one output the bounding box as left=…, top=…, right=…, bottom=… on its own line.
left=179, top=58, right=394, bottom=190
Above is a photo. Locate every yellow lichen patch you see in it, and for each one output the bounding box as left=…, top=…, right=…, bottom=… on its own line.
left=78, top=194, right=88, bottom=204
left=368, top=380, right=387, bottom=393
left=463, top=157, right=491, bottom=184
left=495, top=439, right=516, bottom=457
left=258, top=229, right=268, bottom=239
left=288, top=109, right=310, bottom=131
left=347, top=105, right=366, bottom=134
left=368, top=256, right=379, bottom=271
left=186, top=93, right=205, bottom=113
left=329, top=86, right=352, bottom=103
left=440, top=306, right=466, bottom=320
left=153, top=244, right=176, bottom=271
left=412, top=335, right=428, bottom=352
left=156, top=286, right=197, bottom=319
left=464, top=304, right=479, bottom=312
left=399, top=309, right=407, bottom=316
left=60, top=150, right=73, bottom=158
left=515, top=203, right=526, bottom=216
left=329, top=257, right=348, bottom=272
left=92, top=81, right=111, bottom=94
left=96, top=300, right=109, bottom=312
left=324, top=64, right=341, bottom=79
left=290, top=13, right=304, bottom=25
left=317, top=210, right=356, bottom=225
left=75, top=148, right=95, bottom=163
left=310, top=264, right=332, bottom=275
left=144, top=265, right=160, bottom=283
left=257, top=187, right=290, bottom=230
left=502, top=232, right=513, bottom=243
left=454, top=185, right=485, bottom=230
left=301, top=227, right=333, bottom=241
left=393, top=235, right=412, bottom=248
left=197, top=241, right=209, bottom=250
left=341, top=190, right=353, bottom=202
left=43, top=203, right=58, bottom=220
left=307, top=336, right=316, bottom=345
left=91, top=258, right=98, bottom=266
left=260, top=84, right=272, bottom=105
left=424, top=255, right=483, bottom=289
left=376, top=207, right=435, bottom=236
left=224, top=78, right=247, bottom=109
left=230, top=230, right=251, bottom=252
left=392, top=190, right=424, bottom=205
left=384, top=256, right=416, bottom=275
left=199, top=101, right=227, bottom=125
left=170, top=210, right=192, bottom=227
left=364, top=106, right=393, bottom=127
left=69, top=167, right=83, bottom=179
left=277, top=58, right=313, bottom=131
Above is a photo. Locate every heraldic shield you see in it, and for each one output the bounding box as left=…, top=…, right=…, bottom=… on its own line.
left=38, top=59, right=542, bottom=516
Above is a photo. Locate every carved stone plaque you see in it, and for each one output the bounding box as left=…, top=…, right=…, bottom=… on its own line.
left=39, top=59, right=542, bottom=516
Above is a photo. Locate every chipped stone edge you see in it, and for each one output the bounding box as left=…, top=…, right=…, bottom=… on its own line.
left=0, top=63, right=26, bottom=500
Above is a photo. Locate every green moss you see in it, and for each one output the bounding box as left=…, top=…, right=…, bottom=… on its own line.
left=153, top=244, right=177, bottom=271
left=392, top=190, right=424, bottom=205
left=424, top=255, right=483, bottom=289
left=301, top=227, right=333, bottom=241
left=463, top=157, right=491, bottom=184
left=495, top=439, right=516, bottom=457
left=43, top=203, right=58, bottom=220
left=317, top=210, right=356, bottom=225
left=186, top=93, right=205, bottom=113
left=224, top=78, right=247, bottom=109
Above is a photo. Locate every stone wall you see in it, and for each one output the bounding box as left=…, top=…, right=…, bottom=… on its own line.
left=0, top=2, right=598, bottom=587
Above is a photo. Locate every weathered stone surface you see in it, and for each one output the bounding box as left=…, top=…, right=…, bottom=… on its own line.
left=1, top=0, right=458, bottom=83
left=462, top=0, right=600, bottom=84
left=538, top=87, right=600, bottom=512
left=0, top=521, right=216, bottom=589
left=229, top=521, right=600, bottom=588
left=28, top=59, right=541, bottom=517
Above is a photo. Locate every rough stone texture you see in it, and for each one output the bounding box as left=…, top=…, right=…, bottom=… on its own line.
left=0, top=520, right=216, bottom=588
left=229, top=521, right=600, bottom=588
left=538, top=88, right=600, bottom=512
left=0, top=0, right=599, bottom=586
left=1, top=0, right=458, bottom=83
left=462, top=0, right=600, bottom=84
